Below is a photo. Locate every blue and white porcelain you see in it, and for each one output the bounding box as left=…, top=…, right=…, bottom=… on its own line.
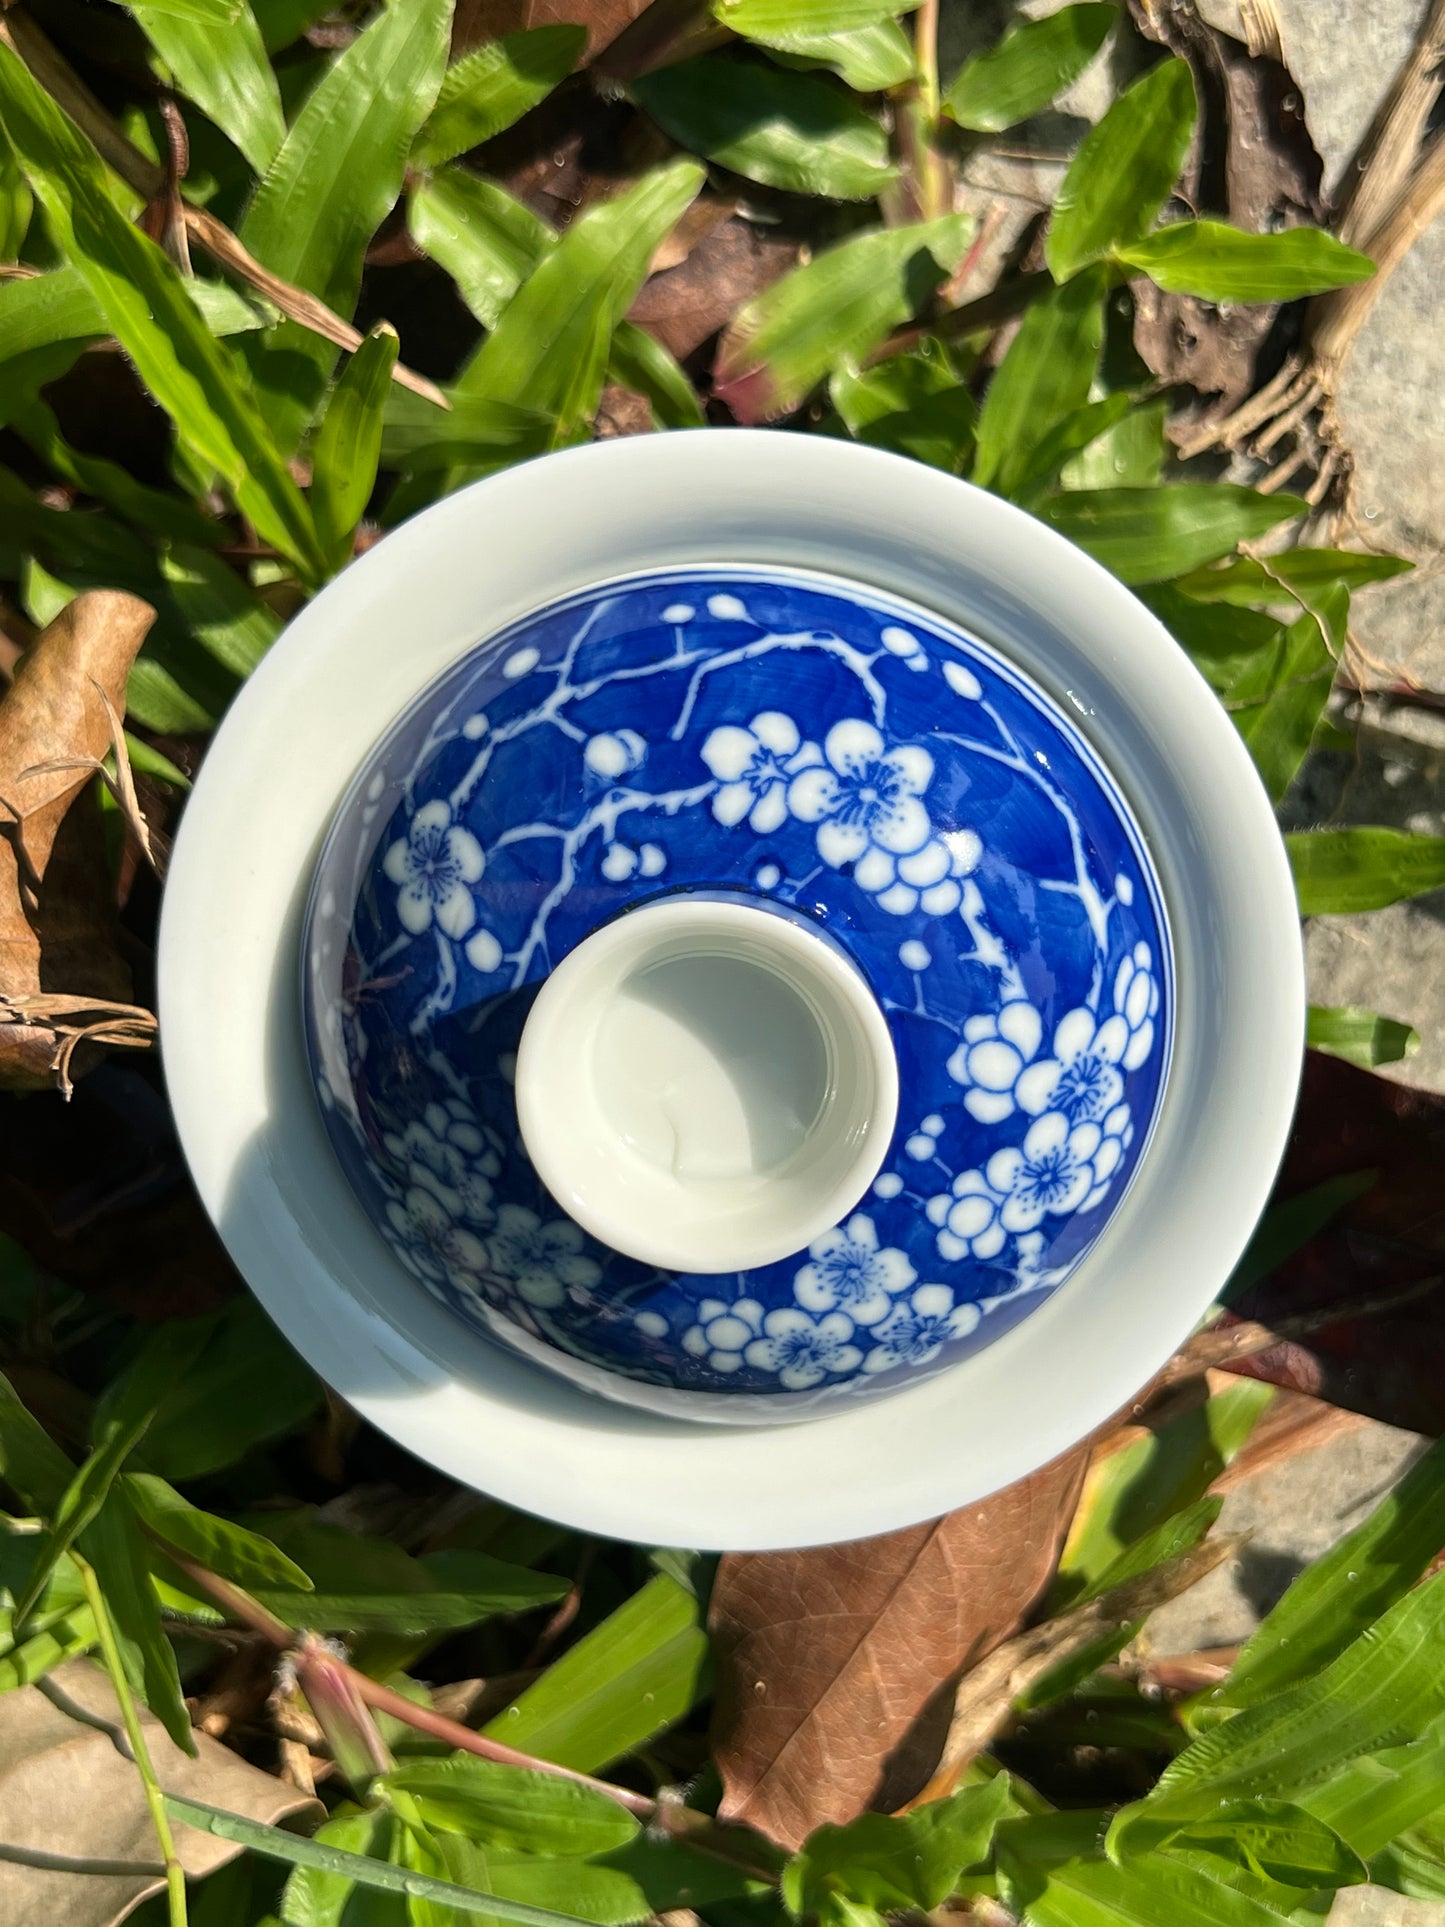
left=303, top=569, right=1172, bottom=1419
left=160, top=432, right=1303, bottom=1547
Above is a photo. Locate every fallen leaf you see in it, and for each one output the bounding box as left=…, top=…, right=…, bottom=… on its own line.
left=1127, top=1, right=1326, bottom=408
left=0, top=1658, right=320, bottom=1927
left=628, top=214, right=799, bottom=361
left=0, top=591, right=155, bottom=1093
left=452, top=0, right=651, bottom=60
left=1221, top=1051, right=1445, bottom=1434
left=707, top=1448, right=1087, bottom=1850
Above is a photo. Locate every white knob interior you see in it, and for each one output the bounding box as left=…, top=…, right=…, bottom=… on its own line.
left=515, top=897, right=899, bottom=1275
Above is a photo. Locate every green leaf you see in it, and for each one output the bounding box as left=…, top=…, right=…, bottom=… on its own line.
left=13, top=1426, right=157, bottom=1629
left=1011, top=392, right=1134, bottom=509
left=974, top=263, right=1107, bottom=492
left=136, top=1297, right=322, bottom=1480
left=1307, top=1004, right=1420, bottom=1068
left=382, top=1757, right=640, bottom=1856
left=0, top=266, right=107, bottom=363
left=81, top=1492, right=194, bottom=1752
left=0, top=1603, right=97, bottom=1690
left=1141, top=584, right=1286, bottom=692
left=1061, top=395, right=1167, bottom=489
left=831, top=346, right=975, bottom=470
left=1288, top=827, right=1445, bottom=915
left=312, top=323, right=399, bottom=568
left=1227, top=591, right=1342, bottom=800
left=1220, top=1435, right=1445, bottom=1711
left=428, top=1834, right=651, bottom=1927
left=633, top=56, right=896, bottom=200
left=484, top=1574, right=709, bottom=1773
left=412, top=27, right=585, bottom=169
left=179, top=1797, right=600, bottom=1927
left=944, top=4, right=1117, bottom=133
left=1222, top=1169, right=1377, bottom=1300
left=715, top=213, right=971, bottom=421
left=1111, top=1571, right=1445, bottom=1845
left=380, top=386, right=554, bottom=474
left=1117, top=220, right=1375, bottom=301
left=599, top=1836, right=764, bottom=1914
left=1047, top=58, right=1196, bottom=281
left=1055, top=1378, right=1270, bottom=1601
left=759, top=19, right=916, bottom=91
left=997, top=1811, right=1295, bottom=1927
left=408, top=168, right=553, bottom=327
left=0, top=41, right=325, bottom=580
left=123, top=1472, right=313, bottom=1592
left=160, top=541, right=282, bottom=677
left=0, top=1368, right=76, bottom=1513
left=123, top=733, right=191, bottom=789
left=254, top=1582, right=561, bottom=1635
left=10, top=392, right=224, bottom=546
left=252, top=0, right=335, bottom=53
left=0, top=138, right=32, bottom=258
left=1148, top=1800, right=1366, bottom=1888
left=131, top=0, right=286, bottom=175
left=1036, top=484, right=1304, bottom=584
left=716, top=0, right=916, bottom=31
left=127, top=657, right=214, bottom=733
left=784, top=1780, right=1011, bottom=1917
left=1300, top=1716, right=1445, bottom=1862
left=238, top=0, right=450, bottom=451
left=453, top=160, right=703, bottom=437
left=608, top=320, right=705, bottom=429
left=125, top=0, right=245, bottom=25
left=1172, top=547, right=1413, bottom=605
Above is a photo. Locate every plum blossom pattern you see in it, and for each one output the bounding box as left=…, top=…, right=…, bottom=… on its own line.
left=486, top=1204, right=601, bottom=1309
left=308, top=571, right=1171, bottom=1407
left=743, top=1308, right=863, bottom=1390
left=947, top=946, right=1161, bottom=1127
left=702, top=712, right=820, bottom=834
left=793, top=1214, right=915, bottom=1325
left=383, top=1099, right=498, bottom=1223
left=864, top=1286, right=980, bottom=1373
left=383, top=800, right=483, bottom=938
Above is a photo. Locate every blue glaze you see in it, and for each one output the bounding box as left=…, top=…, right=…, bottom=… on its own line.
left=303, top=569, right=1172, bottom=1418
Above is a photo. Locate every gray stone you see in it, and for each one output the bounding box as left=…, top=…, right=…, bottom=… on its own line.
left=1141, top=1415, right=1428, bottom=1655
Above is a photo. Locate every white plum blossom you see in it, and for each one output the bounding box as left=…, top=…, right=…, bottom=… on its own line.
left=792, top=1213, right=915, bottom=1326
left=1113, top=942, right=1160, bottom=1070
left=947, top=1001, right=1045, bottom=1124
left=929, top=1168, right=1009, bottom=1263
left=387, top=1186, right=489, bottom=1289
left=986, top=1109, right=1130, bottom=1233
left=743, top=1308, right=862, bottom=1390
left=383, top=1100, right=498, bottom=1223
left=701, top=712, right=821, bottom=834
left=486, top=1204, right=601, bottom=1309
left=863, top=1285, right=980, bottom=1373
left=584, top=730, right=646, bottom=779
left=383, top=800, right=483, bottom=939
left=855, top=831, right=976, bottom=918
left=1014, top=1007, right=1128, bottom=1124
left=682, top=1297, right=765, bottom=1374
left=787, top=720, right=938, bottom=900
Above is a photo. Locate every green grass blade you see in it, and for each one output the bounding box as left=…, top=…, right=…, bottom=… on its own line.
left=132, top=0, right=286, bottom=174
left=1288, top=828, right=1445, bottom=915
left=237, top=0, right=450, bottom=451
left=1306, top=1005, right=1420, bottom=1069
left=1047, top=58, right=1196, bottom=281
left=412, top=26, right=585, bottom=168
left=170, top=1797, right=602, bottom=1927
left=0, top=40, right=324, bottom=580
left=484, top=1574, right=709, bottom=1773
left=974, top=263, right=1106, bottom=492
left=944, top=3, right=1116, bottom=133
left=1036, top=484, right=1305, bottom=583
left=312, top=323, right=399, bottom=568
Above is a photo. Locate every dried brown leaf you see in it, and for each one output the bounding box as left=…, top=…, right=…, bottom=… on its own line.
left=0, top=591, right=154, bottom=1093
left=452, top=0, right=651, bottom=59
left=707, top=1448, right=1087, bottom=1851
left=629, top=216, right=800, bottom=362
left=0, top=1659, right=320, bottom=1927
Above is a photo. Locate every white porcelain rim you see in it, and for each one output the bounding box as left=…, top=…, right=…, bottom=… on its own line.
left=158, top=430, right=1304, bottom=1551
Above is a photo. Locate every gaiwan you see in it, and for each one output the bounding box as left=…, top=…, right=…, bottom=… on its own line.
left=304, top=568, right=1170, bottom=1422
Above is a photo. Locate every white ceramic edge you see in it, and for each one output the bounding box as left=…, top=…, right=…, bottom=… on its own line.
left=158, top=430, right=1305, bottom=1551
left=514, top=896, right=900, bottom=1278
